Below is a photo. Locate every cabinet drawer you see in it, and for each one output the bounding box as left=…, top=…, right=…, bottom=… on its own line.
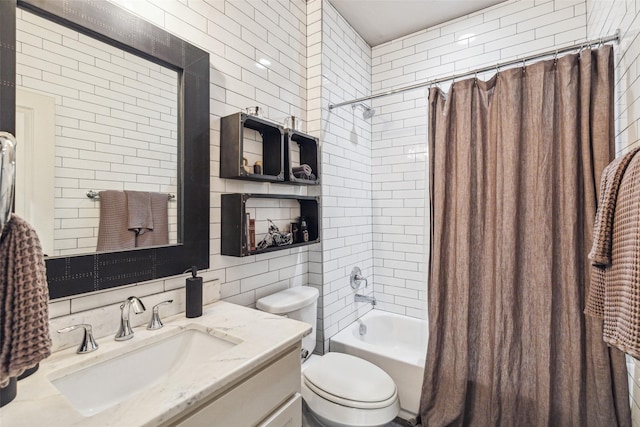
left=257, top=393, right=302, bottom=427
left=172, top=346, right=301, bottom=427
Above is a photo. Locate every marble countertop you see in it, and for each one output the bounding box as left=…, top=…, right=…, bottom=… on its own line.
left=0, top=301, right=311, bottom=426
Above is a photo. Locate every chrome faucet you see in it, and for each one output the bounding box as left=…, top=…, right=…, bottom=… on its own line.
left=147, top=300, right=173, bottom=330
left=354, top=293, right=376, bottom=306
left=115, top=296, right=146, bottom=341
left=57, top=323, right=99, bottom=354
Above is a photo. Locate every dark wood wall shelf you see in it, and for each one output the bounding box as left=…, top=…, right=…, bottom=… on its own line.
left=284, top=130, right=319, bottom=185
left=221, top=193, right=320, bottom=257
left=220, top=112, right=285, bottom=182
left=220, top=112, right=320, bottom=185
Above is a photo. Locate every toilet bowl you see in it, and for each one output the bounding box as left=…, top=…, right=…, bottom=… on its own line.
left=256, top=287, right=400, bottom=427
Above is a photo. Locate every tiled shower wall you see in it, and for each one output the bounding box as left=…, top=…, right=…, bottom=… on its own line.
left=46, top=0, right=314, bottom=351
left=370, top=0, right=587, bottom=317
left=586, top=0, right=640, bottom=423
left=314, top=0, right=374, bottom=352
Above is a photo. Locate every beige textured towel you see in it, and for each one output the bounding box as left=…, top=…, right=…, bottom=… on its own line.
left=588, top=146, right=640, bottom=266
left=585, top=153, right=640, bottom=358
left=585, top=147, right=640, bottom=318
left=0, top=214, right=51, bottom=387
left=96, top=190, right=135, bottom=251
left=125, top=190, right=153, bottom=235
left=136, top=192, right=169, bottom=248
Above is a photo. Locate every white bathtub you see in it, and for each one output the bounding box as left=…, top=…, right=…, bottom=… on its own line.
left=329, top=310, right=428, bottom=420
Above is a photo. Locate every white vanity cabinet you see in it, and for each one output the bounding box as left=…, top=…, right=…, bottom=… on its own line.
left=166, top=343, right=302, bottom=427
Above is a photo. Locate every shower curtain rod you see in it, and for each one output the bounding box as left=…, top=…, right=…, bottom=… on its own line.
left=328, top=30, right=620, bottom=110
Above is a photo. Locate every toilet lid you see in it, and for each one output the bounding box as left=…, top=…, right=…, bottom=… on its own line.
left=303, top=352, right=397, bottom=409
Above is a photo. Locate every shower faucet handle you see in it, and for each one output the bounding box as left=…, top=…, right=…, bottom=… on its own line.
left=57, top=323, right=99, bottom=354
left=350, top=267, right=368, bottom=289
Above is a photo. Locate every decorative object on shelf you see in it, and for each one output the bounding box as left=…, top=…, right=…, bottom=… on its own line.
left=290, top=222, right=299, bottom=243
left=249, top=219, right=256, bottom=250
left=242, top=157, right=252, bottom=174
left=245, top=106, right=263, bottom=117
left=283, top=116, right=302, bottom=131
left=245, top=212, right=251, bottom=250
left=292, top=164, right=316, bottom=181
left=253, top=161, right=263, bottom=175
left=256, top=219, right=293, bottom=250
left=299, top=217, right=309, bottom=242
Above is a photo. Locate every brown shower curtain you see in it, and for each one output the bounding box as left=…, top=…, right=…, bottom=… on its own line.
left=420, top=46, right=630, bottom=426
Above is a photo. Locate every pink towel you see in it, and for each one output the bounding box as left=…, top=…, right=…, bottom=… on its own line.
left=136, top=192, right=169, bottom=248
left=0, top=214, right=51, bottom=387
left=96, top=190, right=135, bottom=251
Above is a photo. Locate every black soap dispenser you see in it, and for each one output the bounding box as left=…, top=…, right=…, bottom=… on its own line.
left=185, top=266, right=203, bottom=318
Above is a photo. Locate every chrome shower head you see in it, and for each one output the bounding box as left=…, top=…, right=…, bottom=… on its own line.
left=362, top=107, right=375, bottom=120
left=352, top=103, right=375, bottom=120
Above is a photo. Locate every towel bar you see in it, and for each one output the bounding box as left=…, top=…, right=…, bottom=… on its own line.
left=86, top=190, right=175, bottom=200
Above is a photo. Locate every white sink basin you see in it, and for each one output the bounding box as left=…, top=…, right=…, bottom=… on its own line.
left=49, top=328, right=238, bottom=416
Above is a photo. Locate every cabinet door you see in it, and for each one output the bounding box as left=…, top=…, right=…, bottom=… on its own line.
left=171, top=347, right=301, bottom=427
left=258, top=393, right=302, bottom=427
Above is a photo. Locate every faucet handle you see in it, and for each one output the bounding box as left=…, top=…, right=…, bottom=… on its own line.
left=350, top=267, right=368, bottom=289
left=147, top=300, right=173, bottom=330
left=57, top=323, right=99, bottom=354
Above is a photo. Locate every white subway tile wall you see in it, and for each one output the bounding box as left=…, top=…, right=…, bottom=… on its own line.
left=16, top=9, right=179, bottom=256
left=587, top=0, right=640, bottom=423
left=370, top=0, right=587, bottom=318
left=44, top=0, right=312, bottom=351
left=314, top=0, right=375, bottom=352
left=306, top=0, right=324, bottom=354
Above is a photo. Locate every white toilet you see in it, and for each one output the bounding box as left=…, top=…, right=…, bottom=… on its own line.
left=256, top=286, right=400, bottom=427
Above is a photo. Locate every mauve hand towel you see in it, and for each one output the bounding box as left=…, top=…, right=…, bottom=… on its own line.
left=96, top=190, right=135, bottom=251
left=0, top=214, right=51, bottom=387
left=136, top=192, right=169, bottom=248
left=125, top=190, right=153, bottom=235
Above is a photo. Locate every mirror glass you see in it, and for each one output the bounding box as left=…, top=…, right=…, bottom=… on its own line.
left=14, top=8, right=179, bottom=257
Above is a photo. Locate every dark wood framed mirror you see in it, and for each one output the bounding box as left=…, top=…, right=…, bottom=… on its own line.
left=0, top=0, right=210, bottom=299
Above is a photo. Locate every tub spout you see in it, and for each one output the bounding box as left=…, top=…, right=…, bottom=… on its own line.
left=355, top=293, right=376, bottom=306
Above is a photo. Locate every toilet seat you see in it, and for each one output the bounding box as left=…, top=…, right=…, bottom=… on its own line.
left=303, top=353, right=398, bottom=409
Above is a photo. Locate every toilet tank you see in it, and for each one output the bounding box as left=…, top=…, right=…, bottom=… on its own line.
left=256, top=286, right=319, bottom=357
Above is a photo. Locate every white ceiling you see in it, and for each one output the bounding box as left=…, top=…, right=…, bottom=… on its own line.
left=328, top=0, right=507, bottom=47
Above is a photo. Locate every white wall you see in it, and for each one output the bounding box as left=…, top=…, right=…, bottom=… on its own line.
left=46, top=0, right=313, bottom=352
left=586, top=0, right=640, bottom=424
left=315, top=0, right=374, bottom=352
left=370, top=0, right=587, bottom=317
